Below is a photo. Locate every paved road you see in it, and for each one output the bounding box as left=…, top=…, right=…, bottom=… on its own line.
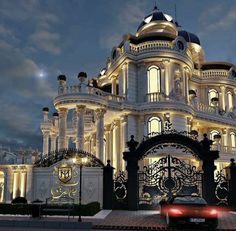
left=0, top=210, right=235, bottom=230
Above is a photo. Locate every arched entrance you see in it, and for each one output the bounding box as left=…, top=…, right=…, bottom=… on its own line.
left=123, top=133, right=219, bottom=210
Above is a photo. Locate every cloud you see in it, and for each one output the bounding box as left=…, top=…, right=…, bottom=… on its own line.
left=0, top=39, right=39, bottom=78
left=30, top=30, right=61, bottom=55
left=199, top=4, right=236, bottom=33
left=99, top=0, right=147, bottom=49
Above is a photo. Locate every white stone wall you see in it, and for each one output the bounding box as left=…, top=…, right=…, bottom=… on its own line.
left=127, top=63, right=137, bottom=102
left=32, top=163, right=103, bottom=206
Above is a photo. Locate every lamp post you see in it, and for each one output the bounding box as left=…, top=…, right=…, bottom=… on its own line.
left=73, top=156, right=88, bottom=222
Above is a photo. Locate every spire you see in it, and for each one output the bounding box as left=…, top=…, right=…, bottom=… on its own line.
left=153, top=1, right=159, bottom=11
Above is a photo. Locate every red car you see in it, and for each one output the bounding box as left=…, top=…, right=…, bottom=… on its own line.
left=160, top=195, right=218, bottom=229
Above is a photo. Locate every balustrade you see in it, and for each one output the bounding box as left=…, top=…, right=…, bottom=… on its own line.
left=202, top=70, right=228, bottom=79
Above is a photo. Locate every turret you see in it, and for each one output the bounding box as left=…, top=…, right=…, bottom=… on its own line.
left=42, top=107, right=49, bottom=122
left=53, top=112, right=59, bottom=127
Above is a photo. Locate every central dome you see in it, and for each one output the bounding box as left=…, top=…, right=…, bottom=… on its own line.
left=136, top=6, right=177, bottom=37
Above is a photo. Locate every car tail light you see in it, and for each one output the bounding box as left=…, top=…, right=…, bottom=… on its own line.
left=169, top=208, right=183, bottom=215
left=209, top=209, right=217, bottom=215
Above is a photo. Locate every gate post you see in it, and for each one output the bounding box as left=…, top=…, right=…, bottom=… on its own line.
left=200, top=134, right=219, bottom=205
left=123, top=136, right=139, bottom=210
left=103, top=160, right=114, bottom=209
left=226, top=158, right=236, bottom=206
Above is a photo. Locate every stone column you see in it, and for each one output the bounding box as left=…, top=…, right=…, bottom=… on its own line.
left=162, top=59, right=170, bottom=99
left=76, top=105, right=86, bottom=150
left=111, top=76, right=117, bottom=95
left=95, top=108, right=106, bottom=163
left=104, top=125, right=111, bottom=163
left=121, top=116, right=128, bottom=170
left=58, top=108, right=68, bottom=150
left=50, top=134, right=57, bottom=153
left=220, top=85, right=226, bottom=111
left=43, top=131, right=49, bottom=155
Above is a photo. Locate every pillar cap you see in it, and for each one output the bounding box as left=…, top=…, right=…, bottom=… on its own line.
left=78, top=72, right=87, bottom=78
left=57, top=74, right=66, bottom=81
left=53, top=112, right=59, bottom=117
left=42, top=107, right=49, bottom=112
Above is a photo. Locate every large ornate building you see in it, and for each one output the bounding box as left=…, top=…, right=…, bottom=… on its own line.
left=0, top=5, right=234, bottom=206
left=41, top=6, right=236, bottom=173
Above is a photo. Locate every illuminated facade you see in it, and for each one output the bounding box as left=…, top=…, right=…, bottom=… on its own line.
left=40, top=6, right=236, bottom=173
left=0, top=6, right=235, bottom=205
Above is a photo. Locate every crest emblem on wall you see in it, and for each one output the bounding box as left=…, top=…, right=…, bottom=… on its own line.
left=58, top=166, right=72, bottom=183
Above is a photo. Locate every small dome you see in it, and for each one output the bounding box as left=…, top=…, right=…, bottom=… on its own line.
left=137, top=7, right=174, bottom=31
left=42, top=107, right=49, bottom=112
left=136, top=6, right=177, bottom=37
left=53, top=112, right=59, bottom=117
left=178, top=30, right=201, bottom=45
left=57, top=75, right=66, bottom=81
left=78, top=72, right=87, bottom=78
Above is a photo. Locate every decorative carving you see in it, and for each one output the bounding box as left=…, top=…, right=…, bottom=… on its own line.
left=51, top=162, right=78, bottom=199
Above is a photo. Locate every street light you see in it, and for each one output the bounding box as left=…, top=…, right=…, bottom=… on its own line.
left=72, top=156, right=88, bottom=222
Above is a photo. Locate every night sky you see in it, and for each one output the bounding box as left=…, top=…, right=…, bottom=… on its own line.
left=0, top=0, right=235, bottom=152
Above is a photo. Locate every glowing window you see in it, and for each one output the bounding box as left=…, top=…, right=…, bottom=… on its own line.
left=227, top=91, right=233, bottom=111
left=148, top=117, right=162, bottom=136
left=210, top=130, right=220, bottom=141
left=147, top=66, right=161, bottom=94
left=208, top=89, right=218, bottom=106
left=230, top=132, right=236, bottom=148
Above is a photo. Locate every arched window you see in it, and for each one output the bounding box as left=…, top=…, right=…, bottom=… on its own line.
left=227, top=91, right=233, bottom=112
left=148, top=117, right=162, bottom=136
left=210, top=130, right=220, bottom=141
left=208, top=89, right=219, bottom=106
left=230, top=132, right=236, bottom=148
left=147, top=66, right=161, bottom=94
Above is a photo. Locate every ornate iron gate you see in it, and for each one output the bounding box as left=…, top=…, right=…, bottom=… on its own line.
left=139, top=155, right=202, bottom=209
left=215, top=169, right=228, bottom=205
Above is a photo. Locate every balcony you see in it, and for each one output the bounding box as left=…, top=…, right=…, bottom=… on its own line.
left=202, top=70, right=228, bottom=79
left=211, top=145, right=236, bottom=157
left=57, top=85, right=125, bottom=103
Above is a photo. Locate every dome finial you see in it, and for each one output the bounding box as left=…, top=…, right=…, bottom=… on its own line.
left=153, top=1, right=159, bottom=11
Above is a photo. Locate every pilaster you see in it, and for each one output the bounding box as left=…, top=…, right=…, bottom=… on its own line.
left=58, top=107, right=68, bottom=150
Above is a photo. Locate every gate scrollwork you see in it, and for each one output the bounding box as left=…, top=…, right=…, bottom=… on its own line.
left=139, top=155, right=202, bottom=207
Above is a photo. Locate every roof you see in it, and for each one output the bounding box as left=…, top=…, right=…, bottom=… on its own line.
left=201, top=62, right=234, bottom=71
left=178, top=30, right=201, bottom=45
left=137, top=7, right=174, bottom=32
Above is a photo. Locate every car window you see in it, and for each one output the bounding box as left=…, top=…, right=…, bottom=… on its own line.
left=173, top=196, right=207, bottom=205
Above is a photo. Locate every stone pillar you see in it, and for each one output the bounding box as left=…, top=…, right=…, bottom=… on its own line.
left=43, top=131, right=49, bottom=155
left=121, top=116, right=128, bottom=170
left=109, top=127, right=113, bottom=163
left=111, top=77, right=117, bottom=95
left=104, top=125, right=111, bottom=164
left=103, top=160, right=114, bottom=209
left=226, top=158, right=236, bottom=206
left=200, top=134, right=219, bottom=205
left=162, top=59, right=170, bottom=99
left=50, top=134, right=57, bottom=153
left=220, top=85, right=226, bottom=111
left=95, top=108, right=106, bottom=163
left=112, top=120, right=120, bottom=171
left=58, top=108, right=68, bottom=150
left=123, top=136, right=139, bottom=210
left=76, top=105, right=86, bottom=150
